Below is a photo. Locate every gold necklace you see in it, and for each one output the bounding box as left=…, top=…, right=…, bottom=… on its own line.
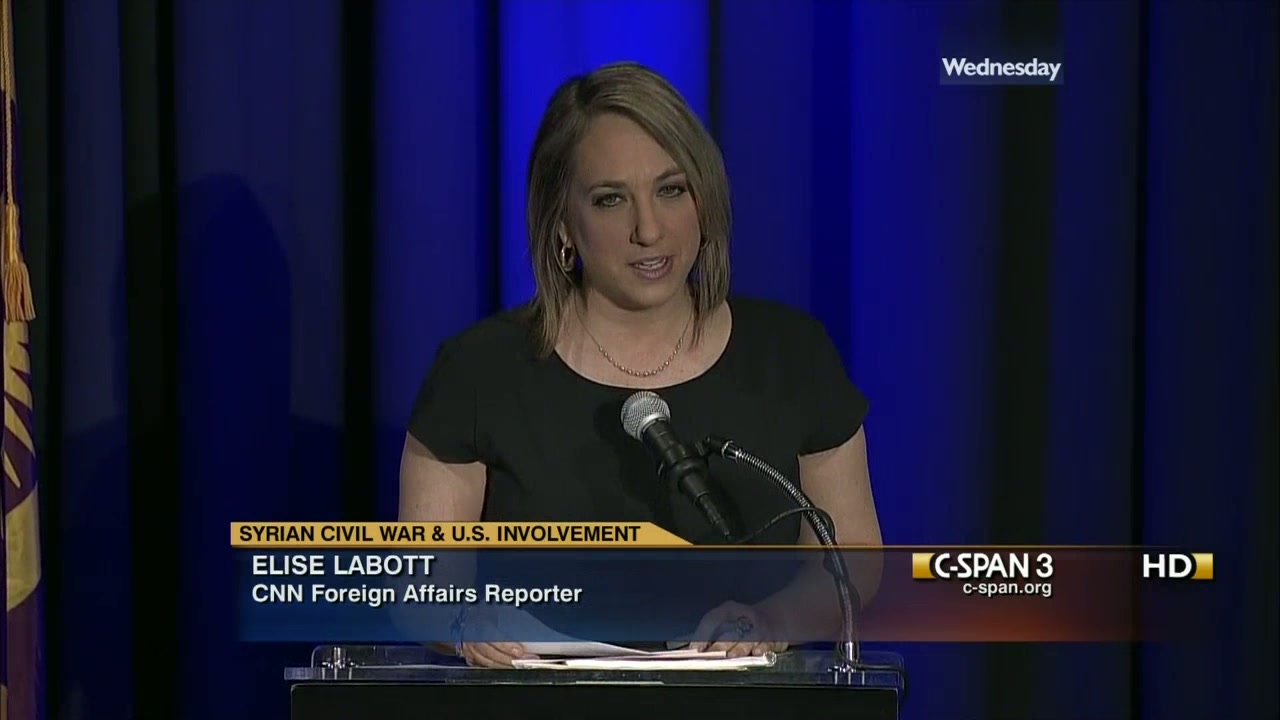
left=577, top=306, right=693, bottom=378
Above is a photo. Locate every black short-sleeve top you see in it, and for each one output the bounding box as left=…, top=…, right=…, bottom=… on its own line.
left=408, top=296, right=868, bottom=546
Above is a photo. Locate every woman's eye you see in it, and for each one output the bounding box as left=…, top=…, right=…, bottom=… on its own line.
left=593, top=193, right=624, bottom=208
left=658, top=183, right=688, bottom=198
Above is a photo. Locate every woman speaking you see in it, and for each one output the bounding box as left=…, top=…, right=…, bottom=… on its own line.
left=398, top=62, right=882, bottom=667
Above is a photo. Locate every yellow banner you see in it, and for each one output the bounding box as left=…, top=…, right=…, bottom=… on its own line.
left=230, top=521, right=691, bottom=548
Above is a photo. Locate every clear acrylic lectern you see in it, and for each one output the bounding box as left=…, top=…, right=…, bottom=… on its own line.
left=286, top=645, right=904, bottom=720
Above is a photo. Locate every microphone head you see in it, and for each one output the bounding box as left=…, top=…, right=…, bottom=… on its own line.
left=621, top=391, right=670, bottom=441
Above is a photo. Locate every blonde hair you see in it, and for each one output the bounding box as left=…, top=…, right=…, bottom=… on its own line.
left=525, top=62, right=731, bottom=357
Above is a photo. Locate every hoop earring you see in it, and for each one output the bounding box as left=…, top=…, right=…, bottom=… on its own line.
left=558, top=243, right=576, bottom=274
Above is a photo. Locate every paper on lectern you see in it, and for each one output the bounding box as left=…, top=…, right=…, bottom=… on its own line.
left=512, top=650, right=777, bottom=670
left=482, top=607, right=775, bottom=668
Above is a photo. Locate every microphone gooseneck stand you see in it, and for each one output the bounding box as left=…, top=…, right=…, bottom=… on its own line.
left=698, top=434, right=863, bottom=673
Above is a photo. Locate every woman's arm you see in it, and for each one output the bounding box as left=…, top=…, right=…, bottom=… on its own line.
left=754, top=427, right=882, bottom=638
left=398, top=433, right=486, bottom=522
left=396, top=434, right=490, bottom=657
left=694, top=428, right=882, bottom=653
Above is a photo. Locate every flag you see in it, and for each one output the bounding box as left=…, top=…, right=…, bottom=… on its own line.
left=1, top=0, right=42, bottom=716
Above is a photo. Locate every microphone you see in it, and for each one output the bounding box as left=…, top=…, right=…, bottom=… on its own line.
left=620, top=391, right=737, bottom=541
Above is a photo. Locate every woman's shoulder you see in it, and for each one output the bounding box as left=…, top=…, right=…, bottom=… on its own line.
left=728, top=295, right=829, bottom=341
left=726, top=295, right=867, bottom=448
left=410, top=307, right=539, bottom=463
left=433, top=305, right=539, bottom=367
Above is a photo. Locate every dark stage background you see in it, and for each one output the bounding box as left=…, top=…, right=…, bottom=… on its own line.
left=10, top=0, right=1278, bottom=718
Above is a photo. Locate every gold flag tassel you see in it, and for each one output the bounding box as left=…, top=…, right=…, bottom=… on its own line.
left=3, top=199, right=33, bottom=322
left=1, top=0, right=33, bottom=322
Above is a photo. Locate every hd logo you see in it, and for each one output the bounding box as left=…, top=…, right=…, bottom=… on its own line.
left=1141, top=553, right=1213, bottom=580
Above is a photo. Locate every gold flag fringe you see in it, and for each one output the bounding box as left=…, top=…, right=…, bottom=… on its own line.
left=3, top=200, right=33, bottom=321
left=3, top=259, right=35, bottom=321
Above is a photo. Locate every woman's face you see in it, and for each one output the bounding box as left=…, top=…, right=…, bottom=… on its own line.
left=562, top=113, right=701, bottom=312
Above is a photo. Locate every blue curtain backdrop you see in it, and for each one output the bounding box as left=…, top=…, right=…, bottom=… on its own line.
left=11, top=0, right=1277, bottom=719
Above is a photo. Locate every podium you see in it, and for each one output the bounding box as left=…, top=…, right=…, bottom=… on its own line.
left=286, top=645, right=904, bottom=720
